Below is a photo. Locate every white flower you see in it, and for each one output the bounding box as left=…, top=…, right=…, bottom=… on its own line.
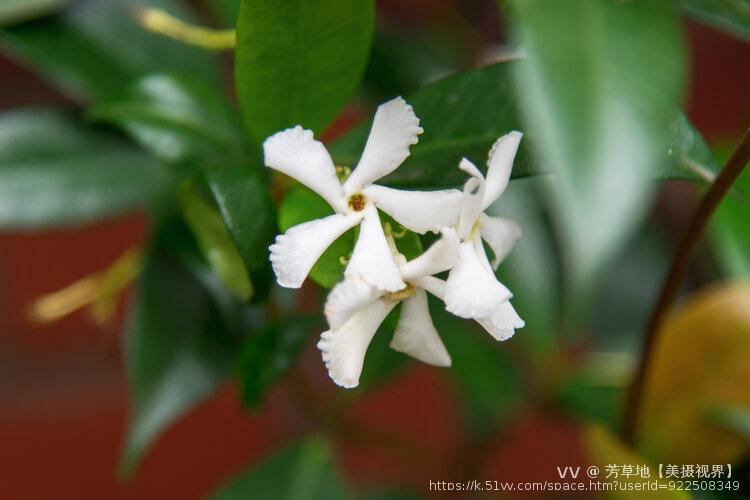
left=318, top=228, right=459, bottom=388
left=264, top=97, right=463, bottom=291
left=443, top=132, right=525, bottom=338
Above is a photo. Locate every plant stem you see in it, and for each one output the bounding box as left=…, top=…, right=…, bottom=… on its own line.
left=622, top=128, right=750, bottom=445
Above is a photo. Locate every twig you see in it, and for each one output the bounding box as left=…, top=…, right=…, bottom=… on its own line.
left=622, top=128, right=750, bottom=445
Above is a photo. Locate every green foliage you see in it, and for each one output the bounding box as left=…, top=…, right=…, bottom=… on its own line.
left=0, top=0, right=66, bottom=26
left=712, top=147, right=750, bottom=276
left=119, top=222, right=238, bottom=476
left=234, top=0, right=375, bottom=142
left=664, top=113, right=722, bottom=181
left=509, top=0, right=686, bottom=294
left=0, top=0, right=220, bottom=101
left=212, top=436, right=351, bottom=500
left=678, top=0, right=750, bottom=41
left=0, top=107, right=169, bottom=229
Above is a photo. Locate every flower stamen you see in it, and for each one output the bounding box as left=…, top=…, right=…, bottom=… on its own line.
left=347, top=193, right=366, bottom=212
left=383, top=283, right=416, bottom=303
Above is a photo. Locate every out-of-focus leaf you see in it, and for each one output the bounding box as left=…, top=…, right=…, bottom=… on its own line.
left=663, top=113, right=721, bottom=182
left=206, top=0, right=240, bottom=28
left=330, top=62, right=532, bottom=189
left=212, top=436, right=351, bottom=500
left=638, top=282, right=750, bottom=464
left=179, top=181, right=252, bottom=301
left=678, top=0, right=750, bottom=41
left=207, top=167, right=275, bottom=271
left=712, top=146, right=750, bottom=276
left=509, top=0, right=686, bottom=292
left=708, top=406, right=750, bottom=441
left=234, top=0, right=374, bottom=142
left=583, top=425, right=689, bottom=500
left=0, top=0, right=66, bottom=26
left=119, top=226, right=237, bottom=476
left=0, top=107, right=168, bottom=230
left=0, top=0, right=220, bottom=101
left=90, top=74, right=246, bottom=165
left=278, top=185, right=355, bottom=289
left=238, top=316, right=318, bottom=407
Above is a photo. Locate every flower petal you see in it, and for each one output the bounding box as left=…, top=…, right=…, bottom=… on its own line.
left=456, top=158, right=486, bottom=240
left=411, top=276, right=447, bottom=299
left=343, top=97, right=423, bottom=194
left=263, top=126, right=346, bottom=212
left=480, top=214, right=522, bottom=270
left=270, top=213, right=361, bottom=288
left=391, top=289, right=451, bottom=367
left=363, top=184, right=462, bottom=234
left=345, top=204, right=405, bottom=292
left=482, top=131, right=522, bottom=210
left=317, top=299, right=396, bottom=388
left=444, top=240, right=511, bottom=318
left=476, top=300, right=525, bottom=341
left=399, top=228, right=459, bottom=281
left=324, top=278, right=381, bottom=331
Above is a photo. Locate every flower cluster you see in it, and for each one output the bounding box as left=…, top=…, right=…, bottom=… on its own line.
left=263, top=97, right=524, bottom=388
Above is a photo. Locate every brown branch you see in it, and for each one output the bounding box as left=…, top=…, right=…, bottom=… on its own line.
left=622, top=128, right=750, bottom=445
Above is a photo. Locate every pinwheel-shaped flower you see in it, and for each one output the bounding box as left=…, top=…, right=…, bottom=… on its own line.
left=319, top=228, right=459, bottom=388
left=264, top=97, right=462, bottom=292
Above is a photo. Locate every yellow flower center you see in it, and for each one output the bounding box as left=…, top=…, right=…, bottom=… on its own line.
left=348, top=193, right=366, bottom=212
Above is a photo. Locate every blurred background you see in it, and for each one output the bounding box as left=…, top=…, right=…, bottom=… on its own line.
left=0, top=0, right=749, bottom=498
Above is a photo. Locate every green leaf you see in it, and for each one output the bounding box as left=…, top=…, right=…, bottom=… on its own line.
left=206, top=0, right=241, bottom=28
left=0, top=0, right=67, bottom=26
left=712, top=145, right=750, bottom=276
left=0, top=107, right=168, bottom=230
left=207, top=167, right=276, bottom=271
left=120, top=223, right=237, bottom=476
left=234, top=0, right=375, bottom=142
left=677, top=0, right=750, bottom=41
left=212, top=436, right=351, bottom=500
left=509, top=0, right=686, bottom=291
left=0, top=0, right=220, bottom=101
left=330, top=62, right=532, bottom=189
left=90, top=73, right=247, bottom=165
left=663, top=113, right=721, bottom=182
left=238, top=316, right=319, bottom=407
left=179, top=181, right=253, bottom=301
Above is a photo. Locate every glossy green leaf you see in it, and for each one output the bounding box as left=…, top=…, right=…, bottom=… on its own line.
left=678, top=0, right=750, bottom=40
left=119, top=226, right=237, bottom=476
left=509, top=0, right=686, bottom=292
left=238, top=316, right=319, bottom=407
left=0, top=0, right=220, bottom=101
left=0, top=107, right=168, bottom=230
left=90, top=74, right=246, bottom=165
left=0, top=0, right=66, bottom=26
left=234, top=0, right=374, bottom=142
left=207, top=167, right=275, bottom=271
left=212, top=436, right=351, bottom=500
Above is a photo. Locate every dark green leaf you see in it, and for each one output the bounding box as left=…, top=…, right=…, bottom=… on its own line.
left=238, top=316, right=319, bottom=407
left=234, top=0, right=375, bottom=142
left=119, top=225, right=237, bottom=476
left=179, top=181, right=253, bottom=301
left=207, top=166, right=276, bottom=271
left=0, top=0, right=220, bottom=101
left=0, top=107, right=168, bottom=230
left=678, top=0, right=750, bottom=41
left=90, top=73, right=247, bottom=165
left=509, top=0, right=686, bottom=290
left=212, top=436, right=351, bottom=500
left=330, top=62, right=532, bottom=189
left=0, top=0, right=67, bottom=26
left=206, top=0, right=241, bottom=28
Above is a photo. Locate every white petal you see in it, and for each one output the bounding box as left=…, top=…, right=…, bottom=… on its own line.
left=482, top=131, right=522, bottom=210
left=479, top=214, right=522, bottom=269
left=456, top=158, right=486, bottom=240
left=324, top=278, right=381, bottom=331
left=444, top=240, right=511, bottom=318
left=399, top=228, right=459, bottom=281
left=363, top=184, right=462, bottom=234
left=411, top=276, right=447, bottom=300
left=269, top=213, right=360, bottom=288
left=343, top=97, right=423, bottom=194
left=390, top=289, right=451, bottom=367
left=345, top=204, right=406, bottom=292
left=317, top=299, right=396, bottom=388
left=264, top=126, right=346, bottom=212
left=476, top=300, right=525, bottom=341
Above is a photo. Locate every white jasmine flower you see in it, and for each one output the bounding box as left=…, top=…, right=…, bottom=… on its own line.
left=443, top=132, right=525, bottom=335
left=264, top=97, right=463, bottom=291
left=318, top=228, right=459, bottom=388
